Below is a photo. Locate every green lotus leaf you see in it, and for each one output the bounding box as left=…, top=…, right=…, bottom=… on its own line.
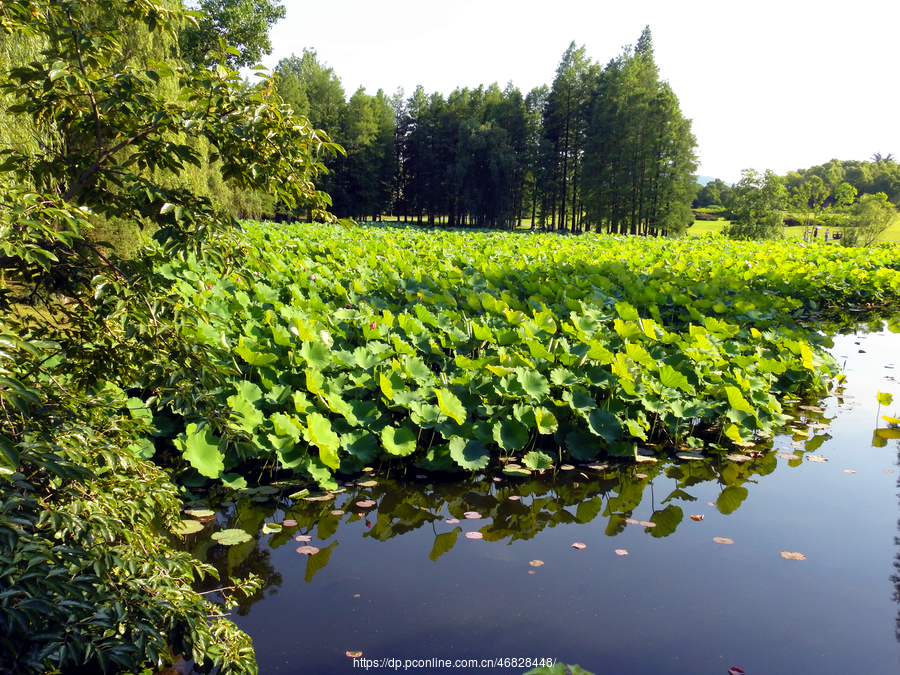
left=211, top=528, right=253, bottom=546
left=523, top=450, right=553, bottom=470
left=429, top=529, right=460, bottom=562
left=176, top=423, right=224, bottom=478
left=306, top=412, right=341, bottom=470
left=588, top=409, right=622, bottom=444
left=449, top=437, right=489, bottom=471
left=381, top=425, right=418, bottom=457
left=342, top=430, right=380, bottom=463
left=515, top=367, right=550, bottom=399
left=173, top=519, right=204, bottom=535
left=300, top=340, right=332, bottom=370
left=493, top=419, right=529, bottom=451
left=436, top=388, right=467, bottom=425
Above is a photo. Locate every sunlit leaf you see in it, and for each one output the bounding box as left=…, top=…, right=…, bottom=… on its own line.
left=212, top=529, right=252, bottom=546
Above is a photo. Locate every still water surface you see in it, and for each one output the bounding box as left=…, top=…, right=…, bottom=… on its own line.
left=185, top=320, right=900, bottom=674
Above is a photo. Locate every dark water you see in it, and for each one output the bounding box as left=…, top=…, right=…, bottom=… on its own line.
left=183, top=321, right=900, bottom=675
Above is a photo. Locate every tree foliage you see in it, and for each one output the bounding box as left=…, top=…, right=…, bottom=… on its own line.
left=725, top=169, right=787, bottom=240
left=0, top=0, right=336, bottom=672
left=179, top=0, right=286, bottom=68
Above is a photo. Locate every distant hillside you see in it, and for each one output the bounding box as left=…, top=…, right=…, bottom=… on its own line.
left=695, top=175, right=717, bottom=186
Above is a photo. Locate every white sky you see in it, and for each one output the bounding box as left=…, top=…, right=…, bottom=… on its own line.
left=257, top=0, right=899, bottom=184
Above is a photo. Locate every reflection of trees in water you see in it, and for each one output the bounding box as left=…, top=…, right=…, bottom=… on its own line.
left=890, top=440, right=900, bottom=642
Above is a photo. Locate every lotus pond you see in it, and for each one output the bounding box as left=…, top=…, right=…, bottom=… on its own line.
left=176, top=315, right=900, bottom=675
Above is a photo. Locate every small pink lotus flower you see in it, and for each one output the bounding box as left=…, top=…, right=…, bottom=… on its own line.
left=369, top=322, right=376, bottom=329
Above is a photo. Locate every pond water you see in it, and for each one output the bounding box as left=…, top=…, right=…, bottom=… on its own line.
left=182, top=318, right=900, bottom=675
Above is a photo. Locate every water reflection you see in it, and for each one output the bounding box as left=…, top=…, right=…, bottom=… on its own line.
left=180, top=401, right=837, bottom=613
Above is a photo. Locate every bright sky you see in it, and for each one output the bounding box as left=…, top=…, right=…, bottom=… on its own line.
left=258, top=0, right=899, bottom=184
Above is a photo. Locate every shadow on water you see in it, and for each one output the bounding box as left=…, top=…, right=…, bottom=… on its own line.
left=176, top=313, right=900, bottom=674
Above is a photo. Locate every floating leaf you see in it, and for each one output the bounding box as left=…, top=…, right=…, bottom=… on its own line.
left=625, top=518, right=641, bottom=525
left=429, top=530, right=459, bottom=562
left=725, top=453, right=753, bottom=462
left=445, top=518, right=460, bottom=524
left=356, top=500, right=376, bottom=508
left=289, top=488, right=310, bottom=500
left=184, top=508, right=215, bottom=519
left=780, top=551, right=807, bottom=561
left=303, top=492, right=335, bottom=501
left=676, top=451, right=704, bottom=460
left=712, top=537, right=734, bottom=545
left=212, top=529, right=252, bottom=546
left=638, top=521, right=656, bottom=528
left=346, top=651, right=363, bottom=658
left=690, top=515, right=704, bottom=521
left=529, top=560, right=544, bottom=567
left=614, top=549, right=629, bottom=556
left=463, top=511, right=482, bottom=519
left=560, top=464, right=575, bottom=470
left=296, top=545, right=320, bottom=555
left=805, top=455, right=828, bottom=463
left=843, top=469, right=856, bottom=474
left=173, top=519, right=204, bottom=535
left=508, top=495, right=521, bottom=501
left=295, top=535, right=312, bottom=542
left=707, top=502, right=717, bottom=507
left=331, top=510, right=344, bottom=516
left=571, top=542, right=587, bottom=549
left=283, top=519, right=298, bottom=527
left=728, top=668, right=746, bottom=675
left=776, top=452, right=800, bottom=460
left=465, top=532, right=483, bottom=539
left=262, top=523, right=282, bottom=534
left=357, top=480, right=378, bottom=487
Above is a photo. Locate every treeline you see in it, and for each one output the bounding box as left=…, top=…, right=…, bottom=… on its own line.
left=695, top=156, right=900, bottom=209
left=276, top=28, right=698, bottom=235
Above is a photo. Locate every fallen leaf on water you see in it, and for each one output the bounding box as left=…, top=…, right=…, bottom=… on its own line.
left=614, top=549, right=628, bottom=556
left=173, top=519, right=204, bottom=535
left=282, top=519, right=297, bottom=527
left=296, top=545, right=320, bottom=555
left=356, top=500, right=376, bottom=508
left=353, top=594, right=360, bottom=598
left=780, top=551, right=806, bottom=561
left=528, top=570, right=536, bottom=574
left=690, top=515, right=705, bottom=521
left=726, top=454, right=753, bottom=462
left=295, top=535, right=312, bottom=542
left=843, top=469, right=857, bottom=474
left=587, top=463, right=609, bottom=470
left=571, top=542, right=587, bottom=549
left=635, top=473, right=648, bottom=479
left=676, top=451, right=704, bottom=460
left=639, top=521, right=656, bottom=528
left=529, top=560, right=544, bottom=567
left=465, top=532, right=483, bottom=539
left=776, top=452, right=799, bottom=460
left=346, top=651, right=363, bottom=658
left=463, top=511, right=482, bottom=519
left=560, top=464, right=575, bottom=470
left=625, top=518, right=641, bottom=525
left=805, top=455, right=828, bottom=463
left=357, top=480, right=378, bottom=487
left=791, top=441, right=804, bottom=448
left=445, top=518, right=460, bottom=524
left=885, top=470, right=895, bottom=474
left=331, top=510, right=345, bottom=516
left=707, top=502, right=717, bottom=507
left=508, top=495, right=521, bottom=501
left=492, top=477, right=502, bottom=482
left=713, top=537, right=734, bottom=545
left=799, top=405, right=824, bottom=412
left=727, top=668, right=745, bottom=675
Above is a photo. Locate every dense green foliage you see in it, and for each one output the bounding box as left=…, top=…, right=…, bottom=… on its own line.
left=179, top=0, right=286, bottom=68
left=0, top=0, right=336, bottom=672
left=146, top=222, right=900, bottom=490
left=274, top=28, right=697, bottom=234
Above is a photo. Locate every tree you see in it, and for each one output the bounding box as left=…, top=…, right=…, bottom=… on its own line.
left=179, top=0, right=286, bottom=68
left=725, top=169, right=787, bottom=240
left=694, top=178, right=732, bottom=207
left=841, top=192, right=897, bottom=246
left=0, top=1, right=337, bottom=672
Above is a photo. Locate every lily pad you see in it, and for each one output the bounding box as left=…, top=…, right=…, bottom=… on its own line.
left=303, top=492, right=336, bottom=502
left=508, top=495, right=521, bottom=501
left=465, top=532, right=483, bottom=539
left=843, top=469, right=856, bottom=474
left=296, top=545, right=320, bottom=555
left=614, top=549, right=628, bottom=556
left=357, top=480, right=378, bottom=487
left=776, top=452, right=800, bottom=460
left=331, top=510, right=345, bottom=516
left=713, top=537, right=734, bottom=545
left=212, top=529, right=252, bottom=546
left=183, top=508, right=215, bottom=519
left=726, top=453, right=753, bottom=462
left=262, top=523, right=282, bottom=534
left=463, top=511, right=482, bottom=519
left=571, top=542, right=587, bottom=549
left=173, top=519, right=204, bottom=535
left=445, top=518, right=460, bottom=524
left=675, top=452, right=704, bottom=460
left=805, top=455, right=828, bottom=463
left=295, top=535, right=312, bottom=542
left=356, top=500, right=376, bottom=508
left=638, top=521, right=656, bottom=528
left=282, top=519, right=298, bottom=527
left=529, top=560, right=544, bottom=567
